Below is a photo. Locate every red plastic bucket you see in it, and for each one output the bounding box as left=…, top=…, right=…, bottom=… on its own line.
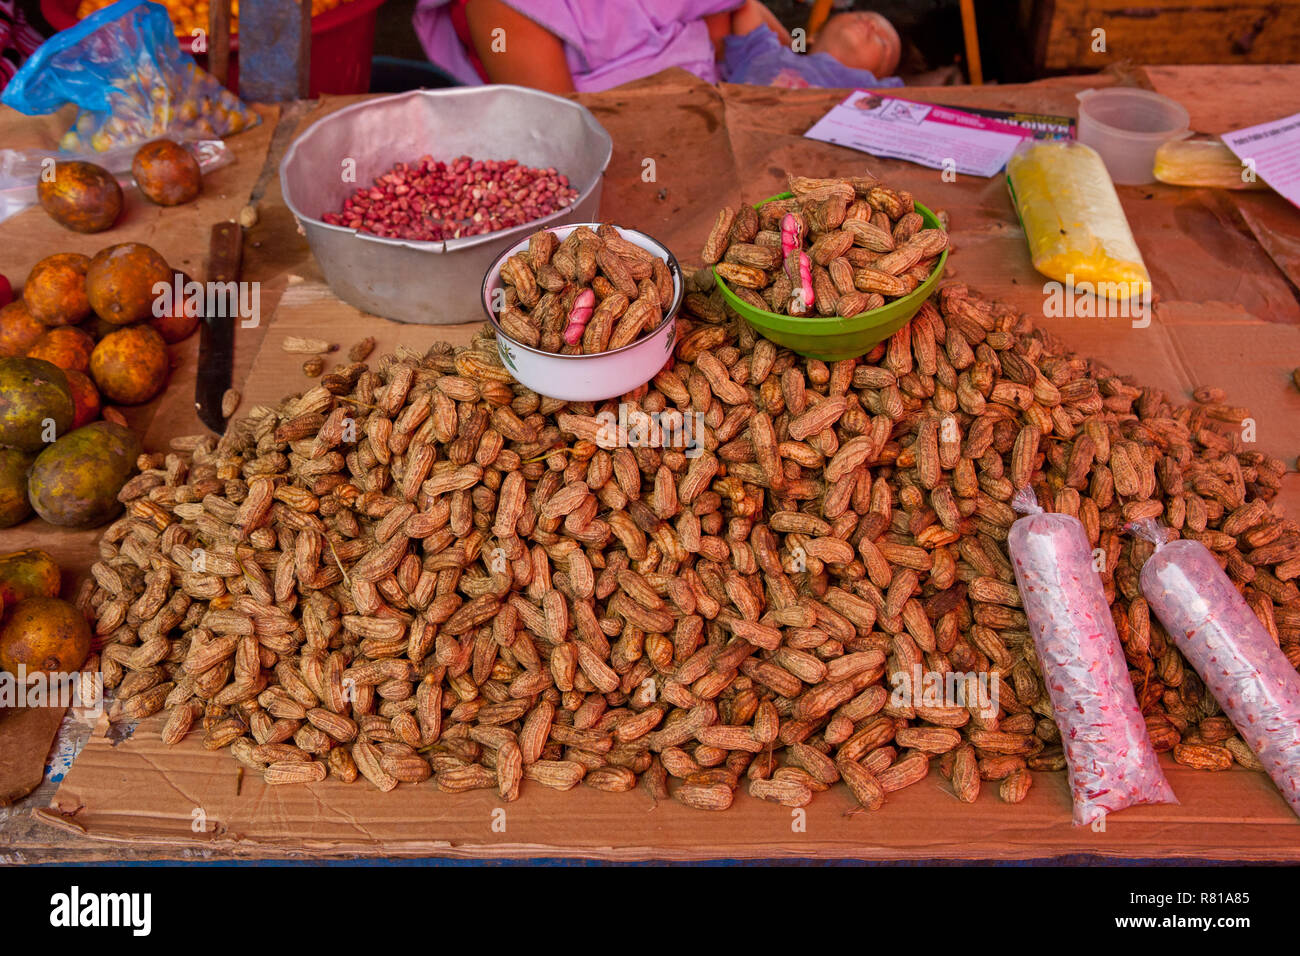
left=41, top=0, right=387, bottom=96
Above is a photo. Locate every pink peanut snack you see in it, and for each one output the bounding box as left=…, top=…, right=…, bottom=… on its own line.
left=1009, top=489, right=1176, bottom=825
left=779, top=214, right=815, bottom=314
left=563, top=288, right=596, bottom=345
left=791, top=251, right=815, bottom=314
left=779, top=211, right=803, bottom=257
left=1133, top=521, right=1300, bottom=819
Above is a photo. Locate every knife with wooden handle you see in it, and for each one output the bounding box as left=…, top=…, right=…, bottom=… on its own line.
left=195, top=221, right=242, bottom=432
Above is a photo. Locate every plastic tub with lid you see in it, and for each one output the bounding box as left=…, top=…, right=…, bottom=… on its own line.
left=1076, top=87, right=1190, bottom=186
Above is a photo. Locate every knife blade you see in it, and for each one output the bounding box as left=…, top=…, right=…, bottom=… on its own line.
left=195, top=221, right=243, bottom=432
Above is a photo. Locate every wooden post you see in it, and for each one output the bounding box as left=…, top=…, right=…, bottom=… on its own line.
left=960, top=0, right=984, bottom=85
left=238, top=0, right=312, bottom=102
left=806, top=0, right=833, bottom=41
left=208, top=0, right=232, bottom=88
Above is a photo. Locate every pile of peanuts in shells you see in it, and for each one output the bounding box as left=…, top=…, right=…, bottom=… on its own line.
left=80, top=174, right=1299, bottom=812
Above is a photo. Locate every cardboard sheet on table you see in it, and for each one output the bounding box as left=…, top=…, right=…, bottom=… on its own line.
left=577, top=71, right=744, bottom=257
left=38, top=714, right=1300, bottom=861
left=240, top=273, right=483, bottom=402
left=1145, top=65, right=1300, bottom=138
left=37, top=73, right=1300, bottom=860
left=1230, top=189, right=1300, bottom=291
left=0, top=706, right=64, bottom=806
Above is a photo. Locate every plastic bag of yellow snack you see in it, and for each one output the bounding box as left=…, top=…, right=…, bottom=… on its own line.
left=1154, top=137, right=1270, bottom=191
left=1006, top=139, right=1150, bottom=302
left=0, top=0, right=258, bottom=153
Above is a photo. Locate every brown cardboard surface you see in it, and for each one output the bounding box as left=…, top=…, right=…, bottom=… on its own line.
left=24, top=70, right=1300, bottom=860
left=0, top=106, right=277, bottom=811
left=1229, top=188, right=1300, bottom=291
left=0, top=707, right=64, bottom=806
left=36, top=711, right=1300, bottom=861
left=581, top=71, right=743, bottom=256
left=1145, top=64, right=1300, bottom=136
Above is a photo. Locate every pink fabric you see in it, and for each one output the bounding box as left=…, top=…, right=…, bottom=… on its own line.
left=1, top=0, right=44, bottom=91
left=413, top=0, right=739, bottom=92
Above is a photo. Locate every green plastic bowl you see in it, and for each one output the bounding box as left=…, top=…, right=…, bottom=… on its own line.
left=714, top=194, right=947, bottom=361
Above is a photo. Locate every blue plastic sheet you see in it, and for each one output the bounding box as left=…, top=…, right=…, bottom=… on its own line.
left=1, top=0, right=257, bottom=153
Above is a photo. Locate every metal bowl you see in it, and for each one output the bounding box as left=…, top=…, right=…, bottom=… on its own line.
left=280, top=87, right=613, bottom=325
left=482, top=224, right=684, bottom=403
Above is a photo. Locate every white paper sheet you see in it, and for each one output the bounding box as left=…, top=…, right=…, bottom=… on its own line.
left=804, top=92, right=1031, bottom=178
left=1221, top=112, right=1300, bottom=209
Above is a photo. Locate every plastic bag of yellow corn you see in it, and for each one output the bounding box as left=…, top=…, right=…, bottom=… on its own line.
left=1006, top=139, right=1150, bottom=302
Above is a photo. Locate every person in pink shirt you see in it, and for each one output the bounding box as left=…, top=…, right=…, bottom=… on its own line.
left=413, top=0, right=899, bottom=94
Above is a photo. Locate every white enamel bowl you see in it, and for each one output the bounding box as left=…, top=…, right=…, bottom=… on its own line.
left=481, top=223, right=684, bottom=403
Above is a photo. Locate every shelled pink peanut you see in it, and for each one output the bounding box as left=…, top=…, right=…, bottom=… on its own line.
left=322, top=155, right=578, bottom=241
